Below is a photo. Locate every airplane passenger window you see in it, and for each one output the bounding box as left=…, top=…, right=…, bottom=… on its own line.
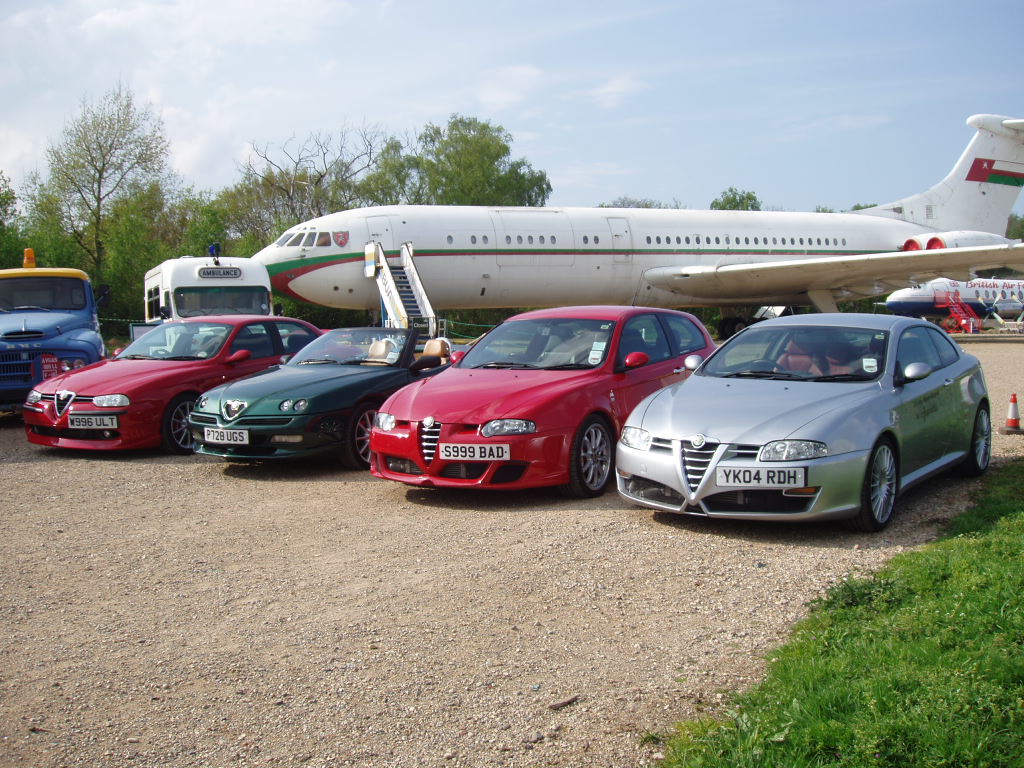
left=646, top=236, right=652, bottom=244
left=484, top=236, right=489, bottom=244
left=583, top=236, right=589, bottom=244
left=447, top=235, right=454, bottom=244
left=594, top=236, right=600, bottom=244
left=517, top=235, right=523, bottom=244
left=505, top=235, right=512, bottom=244
left=539, top=236, right=545, bottom=244
left=528, top=236, right=534, bottom=244
left=549, top=236, right=555, bottom=244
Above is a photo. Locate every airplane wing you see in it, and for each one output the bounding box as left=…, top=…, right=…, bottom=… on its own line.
left=642, top=243, right=1024, bottom=312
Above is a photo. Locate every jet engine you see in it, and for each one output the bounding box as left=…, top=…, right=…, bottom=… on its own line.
left=901, top=230, right=1014, bottom=251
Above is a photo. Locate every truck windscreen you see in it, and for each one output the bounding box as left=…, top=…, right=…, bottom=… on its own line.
left=0, top=276, right=88, bottom=310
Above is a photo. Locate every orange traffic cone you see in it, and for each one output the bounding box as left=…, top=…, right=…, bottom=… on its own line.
left=999, top=393, right=1023, bottom=435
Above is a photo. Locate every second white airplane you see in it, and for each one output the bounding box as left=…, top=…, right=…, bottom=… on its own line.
left=252, top=114, right=1024, bottom=336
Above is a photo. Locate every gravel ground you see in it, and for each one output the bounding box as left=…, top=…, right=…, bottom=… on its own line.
left=2, top=338, right=1022, bottom=768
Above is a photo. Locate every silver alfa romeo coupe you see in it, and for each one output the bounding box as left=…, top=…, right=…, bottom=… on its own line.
left=616, top=313, right=991, bottom=531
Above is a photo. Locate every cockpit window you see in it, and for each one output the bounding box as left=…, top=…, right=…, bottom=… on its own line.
left=316, top=232, right=331, bottom=246
left=275, top=232, right=294, bottom=246
left=285, top=232, right=305, bottom=247
left=302, top=232, right=317, bottom=247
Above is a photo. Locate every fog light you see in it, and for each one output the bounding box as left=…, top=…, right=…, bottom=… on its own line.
left=270, top=435, right=304, bottom=444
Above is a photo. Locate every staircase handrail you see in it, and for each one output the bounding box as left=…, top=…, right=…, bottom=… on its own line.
left=399, top=242, right=437, bottom=337
left=366, top=241, right=409, bottom=329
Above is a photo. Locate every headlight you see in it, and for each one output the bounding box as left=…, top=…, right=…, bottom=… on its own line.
left=759, top=440, right=828, bottom=461
left=197, top=395, right=209, bottom=409
left=481, top=419, right=536, bottom=437
left=620, top=426, right=652, bottom=451
left=61, top=357, right=88, bottom=371
left=93, top=394, right=130, bottom=407
left=25, top=390, right=42, bottom=405
left=279, top=399, right=309, bottom=412
left=375, top=412, right=396, bottom=431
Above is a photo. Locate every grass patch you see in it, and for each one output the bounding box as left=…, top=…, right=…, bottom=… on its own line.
left=661, top=460, right=1024, bottom=768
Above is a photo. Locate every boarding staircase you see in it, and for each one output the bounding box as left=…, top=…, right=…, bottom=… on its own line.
left=935, top=289, right=982, bottom=333
left=365, top=241, right=438, bottom=338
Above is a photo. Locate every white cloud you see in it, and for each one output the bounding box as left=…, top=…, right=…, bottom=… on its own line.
left=476, top=66, right=544, bottom=112
left=589, top=74, right=648, bottom=109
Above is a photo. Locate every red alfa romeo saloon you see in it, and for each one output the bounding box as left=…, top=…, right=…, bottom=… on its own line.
left=23, top=315, right=320, bottom=453
left=369, top=306, right=715, bottom=497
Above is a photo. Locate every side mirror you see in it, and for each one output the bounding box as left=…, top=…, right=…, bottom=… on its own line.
left=450, top=350, right=467, bottom=365
left=410, top=354, right=442, bottom=372
left=624, top=351, right=650, bottom=369
left=227, top=349, right=252, bottom=364
left=273, top=302, right=284, bottom=316
left=158, top=305, right=171, bottom=320
left=683, top=353, right=704, bottom=371
left=95, top=284, right=111, bottom=308
left=896, top=361, right=932, bottom=386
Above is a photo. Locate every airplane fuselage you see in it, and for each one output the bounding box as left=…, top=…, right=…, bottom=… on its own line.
left=253, top=205, right=933, bottom=310
left=887, top=277, right=1024, bottom=319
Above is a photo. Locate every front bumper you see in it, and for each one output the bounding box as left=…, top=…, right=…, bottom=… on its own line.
left=615, top=437, right=869, bottom=522
left=188, top=408, right=351, bottom=459
left=370, top=422, right=570, bottom=490
left=22, top=402, right=156, bottom=451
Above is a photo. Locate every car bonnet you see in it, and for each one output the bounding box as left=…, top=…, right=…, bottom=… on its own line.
left=638, top=375, right=879, bottom=444
left=384, top=366, right=594, bottom=423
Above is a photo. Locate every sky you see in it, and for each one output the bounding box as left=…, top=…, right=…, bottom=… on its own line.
left=2, top=0, right=1022, bottom=218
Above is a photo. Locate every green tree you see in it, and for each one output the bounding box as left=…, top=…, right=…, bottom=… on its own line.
left=599, top=196, right=685, bottom=209
left=710, top=187, right=761, bottom=211
left=361, top=115, right=552, bottom=207
left=1007, top=213, right=1023, bottom=240
left=29, top=83, right=170, bottom=282
left=0, top=170, right=27, bottom=269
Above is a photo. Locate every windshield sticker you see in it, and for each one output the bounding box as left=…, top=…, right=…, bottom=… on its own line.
left=863, top=358, right=878, bottom=373
left=588, top=347, right=604, bottom=365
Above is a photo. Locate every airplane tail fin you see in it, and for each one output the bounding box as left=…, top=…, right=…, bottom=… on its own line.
left=855, top=114, right=1024, bottom=236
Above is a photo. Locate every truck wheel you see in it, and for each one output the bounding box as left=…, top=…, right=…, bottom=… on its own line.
left=162, top=394, right=197, bottom=454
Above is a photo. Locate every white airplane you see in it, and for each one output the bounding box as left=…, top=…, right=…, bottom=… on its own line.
left=252, top=114, right=1024, bottom=337
left=886, top=277, right=1024, bottom=320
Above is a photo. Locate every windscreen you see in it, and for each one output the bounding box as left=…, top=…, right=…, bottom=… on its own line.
left=0, top=276, right=87, bottom=311
left=172, top=286, right=270, bottom=316
left=701, top=325, right=889, bottom=381
left=289, top=328, right=411, bottom=367
left=118, top=321, right=233, bottom=360
left=460, top=318, right=616, bottom=370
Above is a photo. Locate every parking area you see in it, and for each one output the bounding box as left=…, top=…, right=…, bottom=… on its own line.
left=2, top=339, right=1022, bottom=768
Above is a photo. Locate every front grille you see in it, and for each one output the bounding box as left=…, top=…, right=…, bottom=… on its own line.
left=439, top=462, right=487, bottom=479
left=190, top=412, right=217, bottom=425
left=420, top=421, right=441, bottom=463
left=1, top=350, right=39, bottom=384
left=680, top=441, right=718, bottom=490
left=703, top=490, right=811, bottom=514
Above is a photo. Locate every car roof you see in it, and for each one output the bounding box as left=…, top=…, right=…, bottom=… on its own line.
left=506, top=305, right=691, bottom=322
left=755, top=313, right=920, bottom=332
left=173, top=315, right=312, bottom=325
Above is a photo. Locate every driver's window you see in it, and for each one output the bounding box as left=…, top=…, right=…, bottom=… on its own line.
left=896, top=328, right=942, bottom=372
left=617, top=315, right=671, bottom=367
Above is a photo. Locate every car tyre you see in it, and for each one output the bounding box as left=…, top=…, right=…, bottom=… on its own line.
left=958, top=403, right=991, bottom=477
left=560, top=415, right=613, bottom=498
left=340, top=402, right=377, bottom=470
left=848, top=438, right=898, bottom=532
left=162, top=393, right=196, bottom=454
